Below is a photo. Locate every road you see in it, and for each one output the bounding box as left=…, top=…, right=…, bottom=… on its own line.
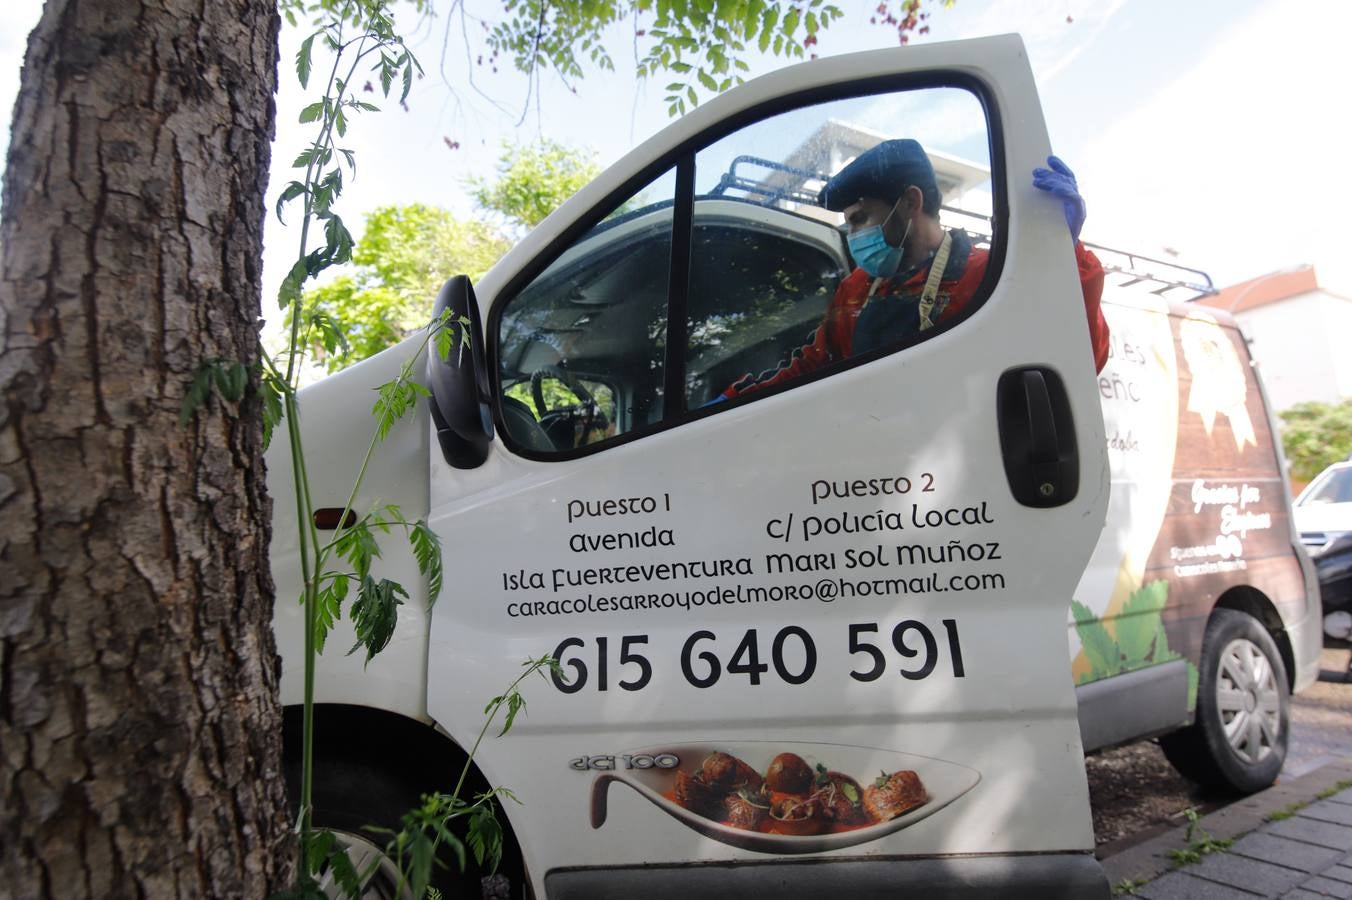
left=1087, top=648, right=1352, bottom=850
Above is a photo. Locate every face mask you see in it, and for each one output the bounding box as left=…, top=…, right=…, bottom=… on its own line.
left=848, top=208, right=912, bottom=279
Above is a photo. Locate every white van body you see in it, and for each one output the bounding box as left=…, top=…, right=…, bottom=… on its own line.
left=267, top=34, right=1318, bottom=899
left=1070, top=290, right=1321, bottom=777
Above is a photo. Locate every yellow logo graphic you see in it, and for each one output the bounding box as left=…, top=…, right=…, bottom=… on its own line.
left=1179, top=314, right=1255, bottom=452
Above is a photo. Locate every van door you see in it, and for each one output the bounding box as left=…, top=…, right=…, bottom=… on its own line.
left=427, top=35, right=1111, bottom=897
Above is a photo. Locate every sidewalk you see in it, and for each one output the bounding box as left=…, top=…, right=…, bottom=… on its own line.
left=1101, top=758, right=1352, bottom=898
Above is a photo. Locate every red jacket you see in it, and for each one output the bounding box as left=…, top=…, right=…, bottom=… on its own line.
left=724, top=237, right=1109, bottom=398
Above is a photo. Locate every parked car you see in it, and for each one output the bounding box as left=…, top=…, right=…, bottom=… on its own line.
left=1295, top=461, right=1352, bottom=645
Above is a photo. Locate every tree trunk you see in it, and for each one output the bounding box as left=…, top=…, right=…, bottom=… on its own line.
left=0, top=1, right=291, bottom=897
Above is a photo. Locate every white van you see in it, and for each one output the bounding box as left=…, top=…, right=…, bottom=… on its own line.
left=268, top=35, right=1320, bottom=899
left=1071, top=279, right=1321, bottom=792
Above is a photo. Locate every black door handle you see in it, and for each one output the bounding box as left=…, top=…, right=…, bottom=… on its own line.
left=997, top=366, right=1079, bottom=507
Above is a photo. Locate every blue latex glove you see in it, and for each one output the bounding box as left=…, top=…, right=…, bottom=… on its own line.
left=1032, top=155, right=1086, bottom=242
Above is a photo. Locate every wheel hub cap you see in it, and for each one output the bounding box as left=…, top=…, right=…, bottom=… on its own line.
left=1215, top=637, right=1281, bottom=765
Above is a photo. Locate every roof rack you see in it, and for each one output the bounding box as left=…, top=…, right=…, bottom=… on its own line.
left=708, top=155, right=825, bottom=207
left=1081, top=243, right=1216, bottom=302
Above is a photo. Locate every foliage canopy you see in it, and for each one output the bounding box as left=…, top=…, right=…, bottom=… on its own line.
left=471, top=139, right=601, bottom=230
left=1279, top=399, right=1352, bottom=483
left=296, top=203, right=508, bottom=371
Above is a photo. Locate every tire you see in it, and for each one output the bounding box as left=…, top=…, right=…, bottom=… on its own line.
left=284, top=741, right=526, bottom=899
left=1159, top=609, right=1289, bottom=794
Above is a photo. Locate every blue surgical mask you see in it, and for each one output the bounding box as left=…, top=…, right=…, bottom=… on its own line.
left=848, top=211, right=912, bottom=278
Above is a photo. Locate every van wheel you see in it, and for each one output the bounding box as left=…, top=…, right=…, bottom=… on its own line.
left=290, top=752, right=524, bottom=899
left=1159, top=609, right=1289, bottom=794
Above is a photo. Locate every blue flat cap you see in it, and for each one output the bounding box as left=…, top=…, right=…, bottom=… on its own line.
left=818, top=138, right=937, bottom=211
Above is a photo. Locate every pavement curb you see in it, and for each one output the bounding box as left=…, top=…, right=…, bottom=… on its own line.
left=1100, top=756, right=1352, bottom=891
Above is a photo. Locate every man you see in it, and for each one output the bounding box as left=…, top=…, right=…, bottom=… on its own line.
left=715, top=140, right=1109, bottom=401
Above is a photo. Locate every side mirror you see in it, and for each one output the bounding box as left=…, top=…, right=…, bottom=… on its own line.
left=426, top=275, right=494, bottom=469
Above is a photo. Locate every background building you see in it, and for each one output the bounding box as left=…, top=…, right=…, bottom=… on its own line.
left=1196, top=266, right=1352, bottom=412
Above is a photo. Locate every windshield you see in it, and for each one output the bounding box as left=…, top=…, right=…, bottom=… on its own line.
left=1299, top=467, right=1352, bottom=506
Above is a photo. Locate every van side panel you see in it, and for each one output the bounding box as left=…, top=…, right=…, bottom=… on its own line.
left=1071, top=299, right=1309, bottom=743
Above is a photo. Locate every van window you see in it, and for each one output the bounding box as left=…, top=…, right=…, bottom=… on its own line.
left=497, top=169, right=676, bottom=450
left=1302, top=467, right=1352, bottom=505
left=494, top=84, right=996, bottom=455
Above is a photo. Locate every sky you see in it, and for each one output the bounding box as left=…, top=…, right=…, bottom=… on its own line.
left=3, top=0, right=1351, bottom=311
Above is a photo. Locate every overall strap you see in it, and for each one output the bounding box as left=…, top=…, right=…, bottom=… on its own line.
left=918, top=230, right=954, bottom=331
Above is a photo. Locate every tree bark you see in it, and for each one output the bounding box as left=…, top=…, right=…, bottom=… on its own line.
left=0, top=1, right=291, bottom=897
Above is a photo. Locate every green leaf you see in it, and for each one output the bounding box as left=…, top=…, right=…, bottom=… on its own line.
left=306, top=830, right=335, bottom=877
left=697, top=67, right=718, bottom=92
left=377, top=57, right=395, bottom=96
left=1116, top=580, right=1170, bottom=665
left=299, top=100, right=325, bottom=124
left=782, top=7, right=801, bottom=37
left=278, top=257, right=309, bottom=310
left=401, top=61, right=414, bottom=103
left=179, top=365, right=214, bottom=426
left=371, top=376, right=423, bottom=441
left=1072, top=600, right=1122, bottom=680
left=297, top=33, right=316, bottom=88
left=435, top=323, right=456, bottom=362
left=324, top=215, right=354, bottom=265
left=260, top=370, right=285, bottom=451
left=348, top=575, right=408, bottom=664
left=313, top=573, right=350, bottom=654
left=494, top=690, right=526, bottom=737
left=226, top=362, right=249, bottom=403
left=410, top=520, right=444, bottom=606
left=334, top=521, right=381, bottom=580
left=308, top=308, right=351, bottom=361
left=761, top=6, right=780, bottom=36
left=466, top=804, right=503, bottom=870
left=274, top=180, right=307, bottom=226
left=324, top=843, right=364, bottom=899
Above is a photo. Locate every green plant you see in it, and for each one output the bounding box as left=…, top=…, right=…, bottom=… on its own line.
left=260, top=9, right=441, bottom=892
left=243, top=8, right=594, bottom=895
left=1168, top=808, right=1233, bottom=867
left=1313, top=779, right=1352, bottom=800
left=178, top=3, right=503, bottom=895
left=374, top=655, right=558, bottom=896
left=1112, top=877, right=1145, bottom=896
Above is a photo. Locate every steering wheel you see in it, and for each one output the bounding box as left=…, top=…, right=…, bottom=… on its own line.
left=529, top=366, right=609, bottom=448
left=530, top=365, right=597, bottom=418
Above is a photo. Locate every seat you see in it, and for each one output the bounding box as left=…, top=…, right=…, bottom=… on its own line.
left=500, top=394, right=557, bottom=453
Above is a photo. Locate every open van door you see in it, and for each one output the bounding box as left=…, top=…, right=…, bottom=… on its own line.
left=427, top=34, right=1111, bottom=898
